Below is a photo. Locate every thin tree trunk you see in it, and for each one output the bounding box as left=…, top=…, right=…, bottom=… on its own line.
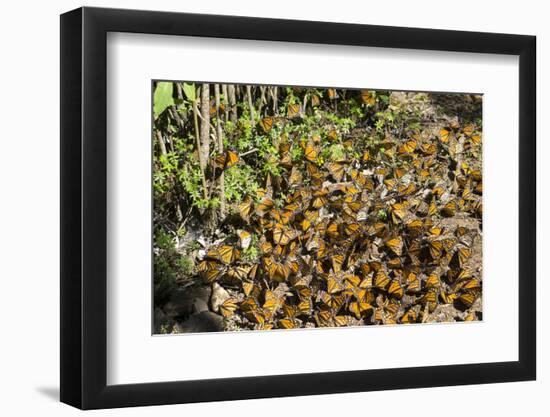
left=214, top=84, right=226, bottom=217
left=272, top=87, right=278, bottom=115
left=221, top=84, right=229, bottom=123
left=227, top=84, right=237, bottom=124
left=155, top=129, right=167, bottom=156
left=246, top=85, right=255, bottom=126
left=258, top=86, right=266, bottom=116
left=175, top=82, right=183, bottom=100
left=199, top=84, right=211, bottom=169
left=192, top=97, right=208, bottom=200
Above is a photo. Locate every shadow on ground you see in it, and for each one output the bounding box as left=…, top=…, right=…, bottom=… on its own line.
left=36, top=386, right=59, bottom=401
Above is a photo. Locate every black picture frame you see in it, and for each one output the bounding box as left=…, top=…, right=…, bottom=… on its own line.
left=60, top=6, right=536, bottom=410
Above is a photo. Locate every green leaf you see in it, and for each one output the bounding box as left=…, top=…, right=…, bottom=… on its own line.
left=183, top=82, right=196, bottom=102
left=154, top=82, right=175, bottom=119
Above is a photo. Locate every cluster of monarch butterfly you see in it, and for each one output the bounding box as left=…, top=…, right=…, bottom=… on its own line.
left=195, top=90, right=483, bottom=330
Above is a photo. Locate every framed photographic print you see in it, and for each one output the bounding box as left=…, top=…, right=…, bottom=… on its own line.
left=60, top=6, right=536, bottom=410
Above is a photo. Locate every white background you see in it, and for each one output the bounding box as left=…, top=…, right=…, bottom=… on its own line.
left=108, top=34, right=518, bottom=384
left=0, top=0, right=545, bottom=416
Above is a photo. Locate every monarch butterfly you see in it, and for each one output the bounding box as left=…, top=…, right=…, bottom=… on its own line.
left=198, top=260, right=224, bottom=283
left=398, top=138, right=417, bottom=154
left=324, top=292, right=345, bottom=310
left=406, top=219, right=423, bottom=233
left=298, top=298, right=312, bottom=315
left=259, top=239, right=273, bottom=254
left=270, top=208, right=292, bottom=225
left=305, top=160, right=322, bottom=182
left=441, top=200, right=457, bottom=217
left=311, top=94, right=321, bottom=107
left=238, top=196, right=253, bottom=219
left=388, top=280, right=404, bottom=299
left=419, top=291, right=437, bottom=309
left=282, top=302, right=299, bottom=319
left=398, top=182, right=416, bottom=196
left=273, top=224, right=295, bottom=246
left=244, top=309, right=265, bottom=325
left=441, top=237, right=457, bottom=253
left=207, top=245, right=241, bottom=265
left=312, top=189, right=328, bottom=208
left=265, top=258, right=291, bottom=282
left=368, top=222, right=387, bottom=237
left=453, top=246, right=472, bottom=268
left=327, top=88, right=337, bottom=100
left=460, top=278, right=481, bottom=291
left=406, top=272, right=421, bottom=293
left=425, top=273, right=440, bottom=289
left=242, top=280, right=260, bottom=298
left=458, top=291, right=478, bottom=308
left=360, top=90, right=376, bottom=106
left=219, top=298, right=238, bottom=317
left=327, top=162, right=346, bottom=182
left=289, top=166, right=303, bottom=186
left=314, top=309, right=333, bottom=327
left=293, top=277, right=312, bottom=295
left=278, top=318, right=298, bottom=329
left=428, top=239, right=443, bottom=259
left=391, top=202, right=408, bottom=224
left=439, top=128, right=450, bottom=143
left=440, top=290, right=458, bottom=304
left=256, top=197, right=274, bottom=217
left=349, top=301, right=373, bottom=319
left=428, top=200, right=438, bottom=216
left=327, top=275, right=343, bottom=294
left=464, top=312, right=476, bottom=322
left=387, top=257, right=402, bottom=269
left=287, top=103, right=301, bottom=118
left=284, top=200, right=301, bottom=214
left=224, top=265, right=250, bottom=283
left=303, top=209, right=319, bottom=223
left=362, top=150, right=370, bottom=162
left=333, top=315, right=349, bottom=326
left=421, top=142, right=437, bottom=155
left=385, top=236, right=403, bottom=256
left=331, top=253, right=345, bottom=273
left=374, top=270, right=390, bottom=289
left=327, top=129, right=338, bottom=141
left=259, top=116, right=274, bottom=133
left=213, top=150, right=239, bottom=170
left=240, top=297, right=259, bottom=313
left=462, top=124, right=474, bottom=137
left=238, top=230, right=252, bottom=249
left=343, top=273, right=361, bottom=288
left=393, top=167, right=406, bottom=179
left=304, top=143, right=318, bottom=163
left=401, top=308, right=417, bottom=323
left=432, top=184, right=445, bottom=197
left=263, top=290, right=281, bottom=314
left=326, top=222, right=340, bottom=239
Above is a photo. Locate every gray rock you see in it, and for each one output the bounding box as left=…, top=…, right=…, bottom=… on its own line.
left=191, top=297, right=209, bottom=314
left=174, top=311, right=224, bottom=333
left=163, top=286, right=211, bottom=318
left=210, top=283, right=230, bottom=313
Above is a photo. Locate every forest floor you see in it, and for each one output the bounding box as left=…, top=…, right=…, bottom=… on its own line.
left=153, top=87, right=483, bottom=334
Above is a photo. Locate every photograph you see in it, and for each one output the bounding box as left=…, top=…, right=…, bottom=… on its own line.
left=152, top=82, right=483, bottom=334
